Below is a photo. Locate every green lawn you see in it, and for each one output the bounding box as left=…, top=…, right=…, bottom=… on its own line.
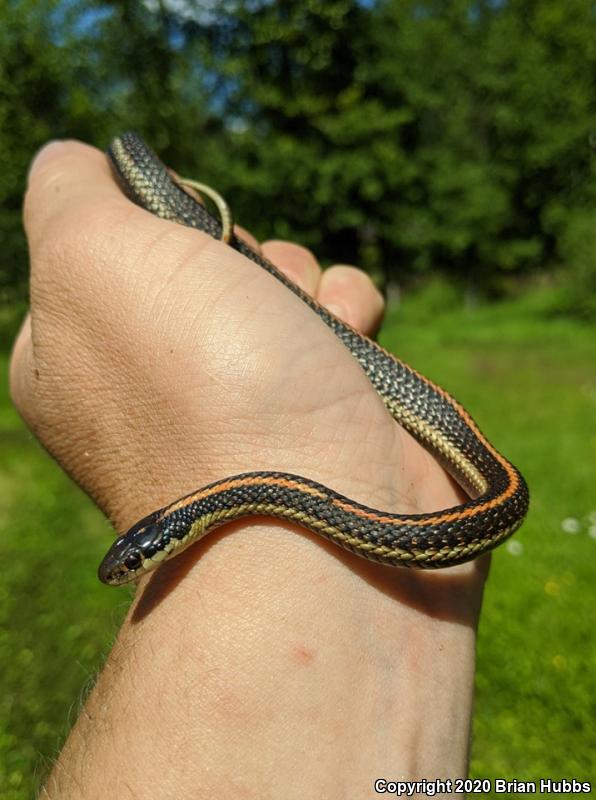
left=1, top=291, right=594, bottom=797
left=380, top=291, right=595, bottom=786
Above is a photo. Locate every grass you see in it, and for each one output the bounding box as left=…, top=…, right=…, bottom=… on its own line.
left=1, top=287, right=595, bottom=797
left=381, top=287, right=596, bottom=785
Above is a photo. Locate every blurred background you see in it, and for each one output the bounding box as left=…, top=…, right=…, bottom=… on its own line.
left=0, top=1, right=594, bottom=796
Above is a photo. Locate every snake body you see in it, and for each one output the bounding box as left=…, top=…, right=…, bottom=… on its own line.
left=99, top=132, right=529, bottom=586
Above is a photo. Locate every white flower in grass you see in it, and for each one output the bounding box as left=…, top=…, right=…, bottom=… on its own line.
left=561, top=517, right=580, bottom=534
left=589, top=526, right=596, bottom=541
left=506, top=540, right=523, bottom=556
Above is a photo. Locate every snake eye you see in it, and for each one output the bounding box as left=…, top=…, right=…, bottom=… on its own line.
left=124, top=551, right=142, bottom=571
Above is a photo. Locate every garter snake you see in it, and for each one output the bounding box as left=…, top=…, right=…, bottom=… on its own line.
left=99, top=132, right=529, bottom=586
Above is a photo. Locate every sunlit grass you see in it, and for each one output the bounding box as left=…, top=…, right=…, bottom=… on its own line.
left=0, top=350, right=127, bottom=799
left=380, top=287, right=596, bottom=786
left=1, top=288, right=595, bottom=797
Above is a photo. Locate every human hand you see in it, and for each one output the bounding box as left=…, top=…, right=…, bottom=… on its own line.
left=11, top=140, right=488, bottom=798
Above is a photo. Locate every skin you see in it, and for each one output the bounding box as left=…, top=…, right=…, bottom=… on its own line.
left=11, top=140, right=489, bottom=800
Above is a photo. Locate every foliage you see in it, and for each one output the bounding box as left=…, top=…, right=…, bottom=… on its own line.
left=0, top=0, right=218, bottom=299
left=545, top=205, right=596, bottom=319
left=0, top=0, right=75, bottom=295
left=193, top=0, right=596, bottom=296
left=0, top=0, right=595, bottom=309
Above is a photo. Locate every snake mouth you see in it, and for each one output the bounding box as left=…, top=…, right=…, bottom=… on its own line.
left=98, top=558, right=131, bottom=586
left=98, top=517, right=164, bottom=585
left=97, top=542, right=139, bottom=586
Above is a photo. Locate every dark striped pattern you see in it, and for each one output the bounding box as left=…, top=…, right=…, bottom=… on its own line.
left=99, top=134, right=529, bottom=586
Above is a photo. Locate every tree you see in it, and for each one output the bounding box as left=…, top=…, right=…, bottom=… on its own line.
left=1, top=0, right=595, bottom=310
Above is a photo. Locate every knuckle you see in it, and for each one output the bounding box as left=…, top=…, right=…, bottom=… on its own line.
left=337, top=265, right=384, bottom=306
left=285, top=242, right=317, bottom=263
left=264, top=240, right=318, bottom=266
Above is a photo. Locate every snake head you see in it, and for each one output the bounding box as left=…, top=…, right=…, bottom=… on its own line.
left=98, top=512, right=165, bottom=586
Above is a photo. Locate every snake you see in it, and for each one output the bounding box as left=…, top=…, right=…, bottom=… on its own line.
left=98, top=132, right=529, bottom=586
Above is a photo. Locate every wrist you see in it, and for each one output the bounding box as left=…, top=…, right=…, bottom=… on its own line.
left=110, top=510, right=479, bottom=792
